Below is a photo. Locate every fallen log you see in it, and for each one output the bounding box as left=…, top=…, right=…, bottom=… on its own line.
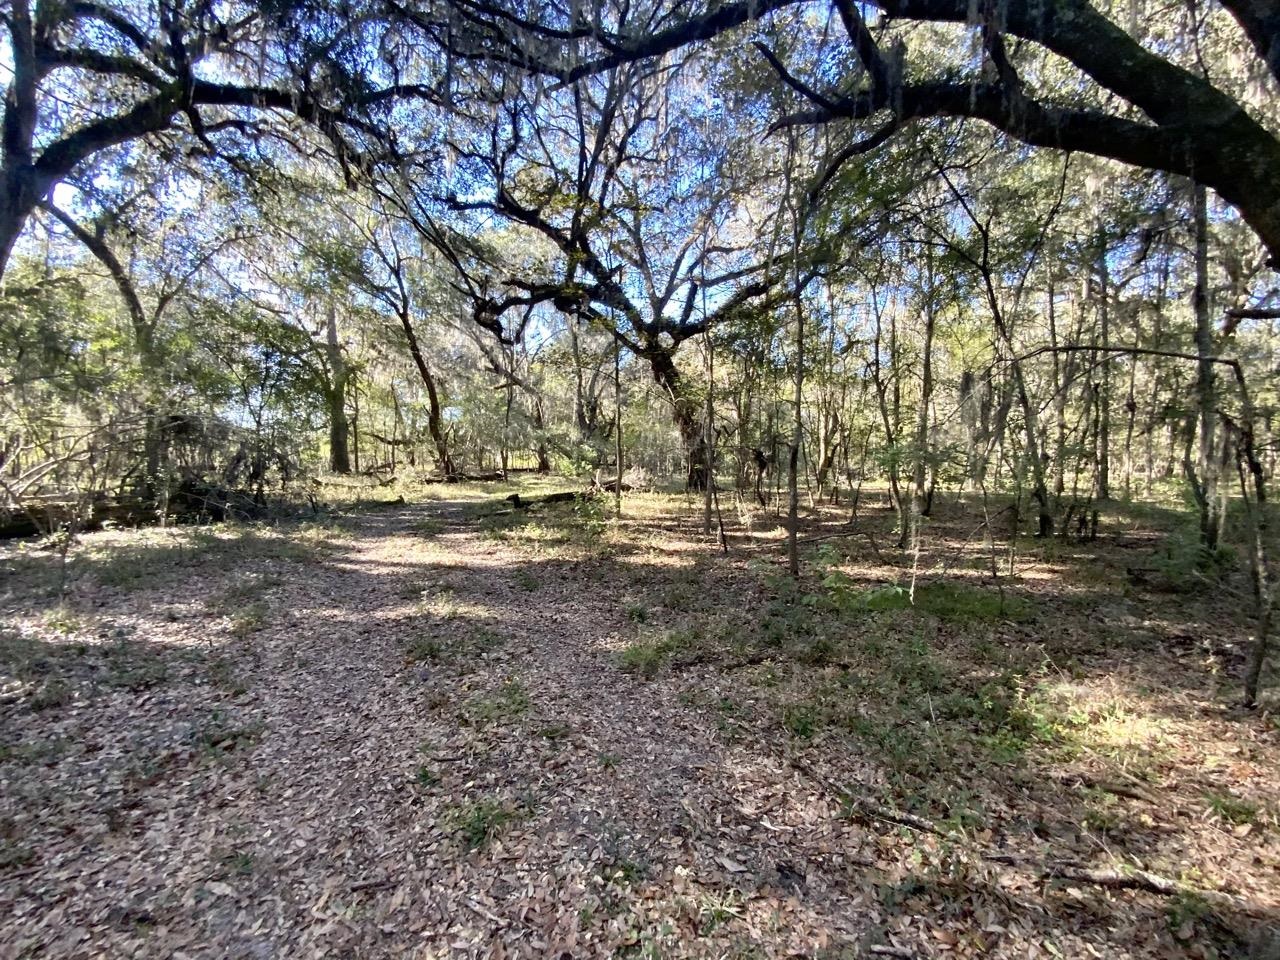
left=1, top=495, right=153, bottom=539
left=506, top=491, right=583, bottom=509
left=591, top=478, right=634, bottom=493
left=312, top=475, right=396, bottom=489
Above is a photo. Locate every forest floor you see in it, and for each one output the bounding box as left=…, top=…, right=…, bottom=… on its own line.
left=1, top=478, right=1278, bottom=959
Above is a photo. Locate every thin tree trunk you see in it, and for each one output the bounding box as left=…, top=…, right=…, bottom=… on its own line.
left=1188, top=182, right=1222, bottom=550
left=1096, top=238, right=1112, bottom=500
left=614, top=340, right=624, bottom=517
left=325, top=302, right=352, bottom=474
left=912, top=252, right=937, bottom=555
left=703, top=333, right=714, bottom=535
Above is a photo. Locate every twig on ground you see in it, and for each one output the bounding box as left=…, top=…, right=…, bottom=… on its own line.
left=788, top=757, right=1264, bottom=919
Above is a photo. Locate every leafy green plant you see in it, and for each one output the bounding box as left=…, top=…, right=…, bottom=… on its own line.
left=447, top=798, right=519, bottom=850
left=782, top=703, right=819, bottom=739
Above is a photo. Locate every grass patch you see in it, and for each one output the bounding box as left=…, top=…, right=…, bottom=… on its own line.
left=782, top=703, right=819, bottom=739
left=29, top=678, right=73, bottom=711
left=405, top=635, right=445, bottom=663
left=466, top=678, right=530, bottom=724
left=1204, top=791, right=1259, bottom=826
left=216, top=573, right=283, bottom=607
left=618, top=627, right=701, bottom=678
left=99, top=640, right=170, bottom=691
left=405, top=626, right=504, bottom=668
left=216, top=848, right=257, bottom=876
left=228, top=601, right=268, bottom=637
left=837, top=580, right=1032, bottom=623
left=447, top=798, right=521, bottom=850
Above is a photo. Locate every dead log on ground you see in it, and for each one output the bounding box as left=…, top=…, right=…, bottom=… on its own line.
left=506, top=491, right=585, bottom=509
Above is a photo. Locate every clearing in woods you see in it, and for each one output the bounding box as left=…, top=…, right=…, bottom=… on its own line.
left=1, top=481, right=1277, bottom=958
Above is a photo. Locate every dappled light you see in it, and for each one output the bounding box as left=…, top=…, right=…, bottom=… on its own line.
left=4, top=485, right=1278, bottom=957
left=5, top=0, right=1280, bottom=954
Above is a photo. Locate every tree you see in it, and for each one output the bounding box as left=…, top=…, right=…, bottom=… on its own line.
left=424, top=50, right=798, bottom=487
left=425, top=0, right=1280, bottom=265
left=0, top=0, right=437, bottom=277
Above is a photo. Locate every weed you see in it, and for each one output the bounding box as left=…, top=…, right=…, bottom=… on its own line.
left=618, top=628, right=697, bottom=678
left=604, top=857, right=646, bottom=886
left=207, top=657, right=248, bottom=695
left=447, top=798, right=519, bottom=850
left=698, top=889, right=744, bottom=933
left=1165, top=891, right=1212, bottom=940
left=414, top=765, right=440, bottom=788
left=0, top=841, right=35, bottom=870
left=598, top=752, right=620, bottom=771
left=1204, top=791, right=1259, bottom=825
left=197, top=712, right=264, bottom=754
left=45, top=608, right=84, bottom=635
left=468, top=628, right=504, bottom=653
left=538, top=723, right=570, bottom=741
left=229, top=602, right=268, bottom=638
left=572, top=496, right=607, bottom=536
left=467, top=679, right=530, bottom=724
left=217, top=574, right=282, bottom=608
left=103, top=641, right=169, bottom=691
left=1081, top=789, right=1122, bottom=833
left=29, top=678, right=72, bottom=711
left=0, top=738, right=67, bottom=765
left=818, top=556, right=1032, bottom=623
left=782, top=703, right=819, bottom=739
left=218, top=848, right=256, bottom=876
left=397, top=580, right=430, bottom=600
left=625, top=603, right=648, bottom=623
left=405, top=635, right=445, bottom=663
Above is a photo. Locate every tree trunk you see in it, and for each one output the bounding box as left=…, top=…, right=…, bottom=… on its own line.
left=1095, top=241, right=1112, bottom=500
left=1187, top=182, right=1223, bottom=551
left=703, top=335, right=714, bottom=534
left=787, top=271, right=804, bottom=578
left=532, top=396, right=551, bottom=473
left=325, top=302, right=351, bottom=474
left=397, top=305, right=454, bottom=476
left=615, top=341, right=624, bottom=516
left=911, top=259, right=936, bottom=554
left=646, top=346, right=706, bottom=491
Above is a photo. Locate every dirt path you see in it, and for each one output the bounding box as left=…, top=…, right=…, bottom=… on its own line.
left=2, top=501, right=871, bottom=959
